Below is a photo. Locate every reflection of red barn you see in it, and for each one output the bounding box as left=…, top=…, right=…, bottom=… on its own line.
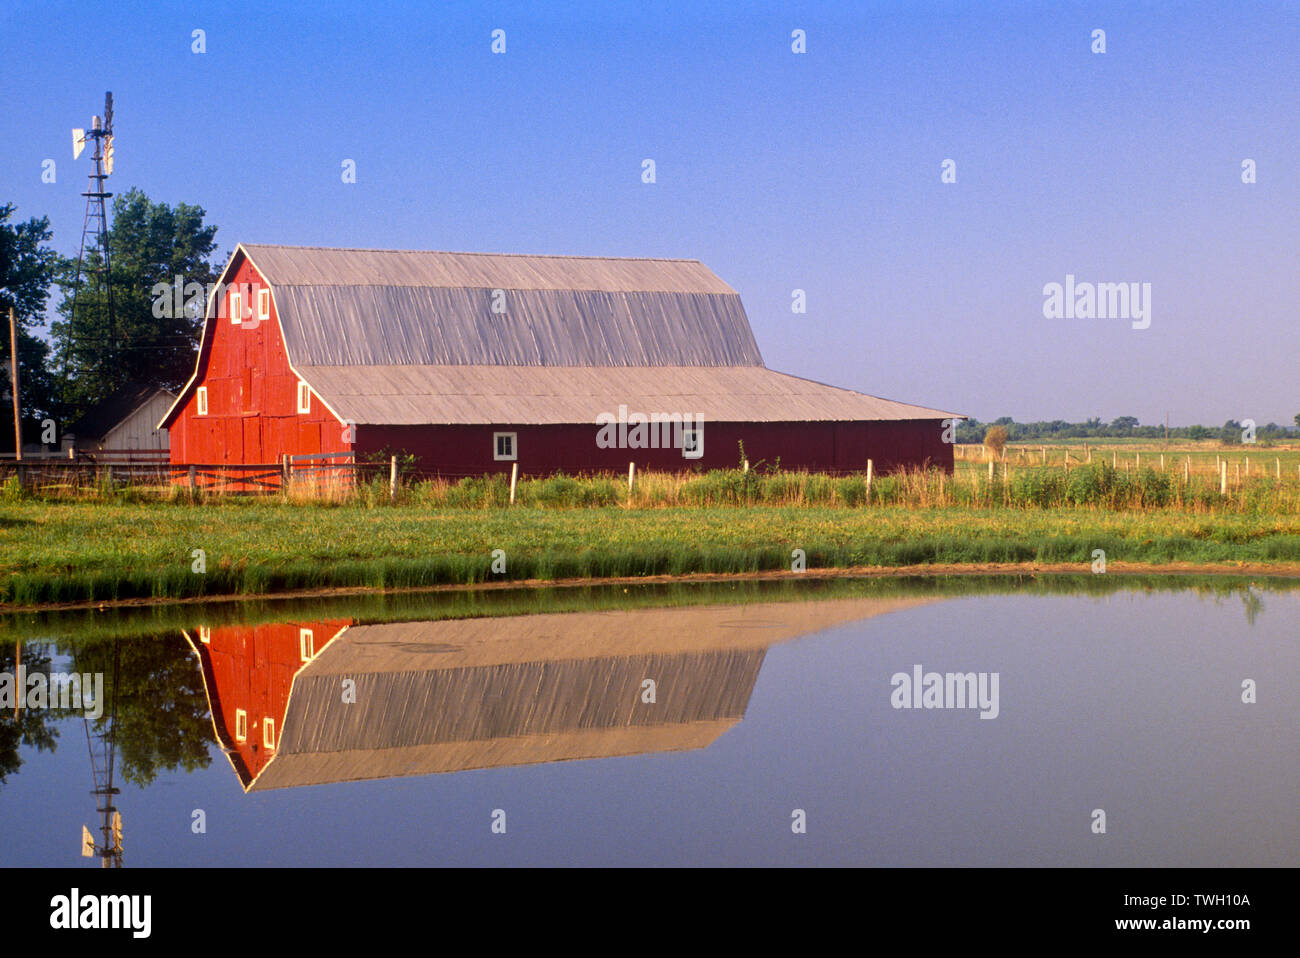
left=184, top=597, right=934, bottom=791
left=186, top=620, right=351, bottom=786
left=159, top=244, right=961, bottom=479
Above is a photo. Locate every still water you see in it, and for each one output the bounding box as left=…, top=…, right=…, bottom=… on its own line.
left=1, top=576, right=1296, bottom=866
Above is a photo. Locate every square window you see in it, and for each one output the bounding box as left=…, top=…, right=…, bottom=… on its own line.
left=234, top=709, right=248, bottom=743
left=258, top=288, right=270, bottom=320
left=299, top=628, right=314, bottom=662
left=229, top=291, right=242, bottom=325
left=196, top=386, right=208, bottom=416
left=493, top=432, right=517, bottom=461
left=681, top=427, right=703, bottom=459
left=263, top=718, right=276, bottom=750
left=297, top=381, right=311, bottom=414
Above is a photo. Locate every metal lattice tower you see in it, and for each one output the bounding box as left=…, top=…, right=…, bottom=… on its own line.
left=81, top=639, right=122, bottom=868
left=65, top=92, right=116, bottom=383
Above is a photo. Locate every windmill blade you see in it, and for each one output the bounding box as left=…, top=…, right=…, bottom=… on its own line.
left=72, top=128, right=85, bottom=159
left=104, top=135, right=114, bottom=176
left=104, top=92, right=113, bottom=133
left=81, top=825, right=95, bottom=857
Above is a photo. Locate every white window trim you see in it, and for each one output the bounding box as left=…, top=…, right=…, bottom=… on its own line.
left=263, top=717, right=276, bottom=750
left=234, top=709, right=248, bottom=743
left=258, top=288, right=271, bottom=320
left=199, top=626, right=211, bottom=645
left=196, top=386, right=208, bottom=416
left=229, top=290, right=242, bottom=325
left=493, top=431, right=517, bottom=462
left=299, top=628, right=314, bottom=662
left=297, top=381, right=311, bottom=414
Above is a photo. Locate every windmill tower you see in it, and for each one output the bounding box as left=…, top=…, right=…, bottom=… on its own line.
left=80, top=639, right=123, bottom=868
left=65, top=92, right=117, bottom=386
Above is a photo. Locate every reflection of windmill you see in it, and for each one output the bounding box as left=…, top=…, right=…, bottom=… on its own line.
left=64, top=91, right=117, bottom=381
left=80, top=639, right=122, bottom=867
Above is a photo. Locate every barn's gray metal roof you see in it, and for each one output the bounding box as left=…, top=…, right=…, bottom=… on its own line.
left=242, top=244, right=763, bottom=368
left=295, top=364, right=962, bottom=424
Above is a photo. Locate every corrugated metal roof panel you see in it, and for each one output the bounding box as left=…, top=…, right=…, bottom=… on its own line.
left=274, top=286, right=763, bottom=367
left=296, top=364, right=962, bottom=424
left=240, top=244, right=737, bottom=293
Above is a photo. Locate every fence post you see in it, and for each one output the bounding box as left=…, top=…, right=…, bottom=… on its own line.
left=67, top=446, right=75, bottom=460
left=389, top=456, right=398, bottom=502
left=866, top=459, right=873, bottom=501
left=1220, top=461, right=1227, bottom=496
left=1276, top=457, right=1281, bottom=479
left=1112, top=450, right=1117, bottom=468
left=1184, top=457, right=1190, bottom=484
left=627, top=461, right=635, bottom=499
left=509, top=461, right=519, bottom=505
left=188, top=465, right=197, bottom=492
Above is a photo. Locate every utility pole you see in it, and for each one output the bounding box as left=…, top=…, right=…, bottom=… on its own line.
left=8, top=307, right=20, bottom=460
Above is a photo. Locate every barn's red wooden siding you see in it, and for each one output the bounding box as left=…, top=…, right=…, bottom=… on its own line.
left=357, top=419, right=952, bottom=477
left=167, top=253, right=348, bottom=478
left=193, top=619, right=352, bottom=788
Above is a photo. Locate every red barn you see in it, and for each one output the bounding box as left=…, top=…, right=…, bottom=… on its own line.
left=159, top=244, right=960, bottom=478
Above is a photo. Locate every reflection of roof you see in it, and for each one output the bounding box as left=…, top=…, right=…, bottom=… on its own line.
left=242, top=596, right=933, bottom=791
left=68, top=382, right=175, bottom=439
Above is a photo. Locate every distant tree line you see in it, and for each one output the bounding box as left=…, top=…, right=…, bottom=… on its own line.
left=956, top=416, right=1300, bottom=445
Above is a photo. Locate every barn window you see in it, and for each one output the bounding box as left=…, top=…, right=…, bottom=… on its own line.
left=229, top=290, right=242, bottom=325
left=299, top=628, right=314, bottom=662
left=297, top=381, right=311, bottom=414
left=196, top=386, right=208, bottom=416
left=258, top=288, right=271, bottom=320
left=681, top=427, right=703, bottom=459
left=234, top=709, right=248, bottom=743
left=493, top=432, right=517, bottom=461
left=198, top=626, right=211, bottom=645
left=263, top=717, right=276, bottom=751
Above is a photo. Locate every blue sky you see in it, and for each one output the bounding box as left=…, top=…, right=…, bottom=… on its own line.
left=2, top=0, right=1296, bottom=425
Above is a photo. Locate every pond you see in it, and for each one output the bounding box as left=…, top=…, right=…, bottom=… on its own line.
left=1, top=574, right=1295, bottom=866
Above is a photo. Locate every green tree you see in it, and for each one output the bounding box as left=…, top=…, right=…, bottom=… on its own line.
left=0, top=204, right=61, bottom=439
left=51, top=187, right=220, bottom=418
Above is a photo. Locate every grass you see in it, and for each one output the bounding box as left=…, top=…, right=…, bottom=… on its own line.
left=3, top=498, right=1299, bottom=606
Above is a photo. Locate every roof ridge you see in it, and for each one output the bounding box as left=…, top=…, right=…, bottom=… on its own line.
left=239, top=243, right=706, bottom=264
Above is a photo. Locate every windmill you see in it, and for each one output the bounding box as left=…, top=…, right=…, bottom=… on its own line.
left=64, top=92, right=117, bottom=387
left=80, top=638, right=123, bottom=868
